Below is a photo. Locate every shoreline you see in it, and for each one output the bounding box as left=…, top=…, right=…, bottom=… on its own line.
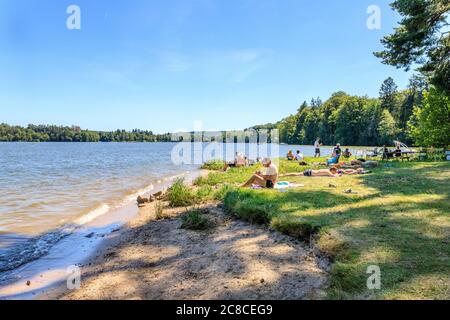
left=0, top=169, right=206, bottom=300
left=52, top=199, right=329, bottom=300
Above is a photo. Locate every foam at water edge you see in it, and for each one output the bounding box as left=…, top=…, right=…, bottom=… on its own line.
left=0, top=170, right=198, bottom=277
left=73, top=171, right=190, bottom=226
left=74, top=203, right=111, bottom=226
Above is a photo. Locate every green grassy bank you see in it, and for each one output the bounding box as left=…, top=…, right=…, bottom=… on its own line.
left=188, top=158, right=450, bottom=299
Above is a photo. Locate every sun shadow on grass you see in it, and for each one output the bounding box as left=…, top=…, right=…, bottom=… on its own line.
left=223, top=162, right=450, bottom=299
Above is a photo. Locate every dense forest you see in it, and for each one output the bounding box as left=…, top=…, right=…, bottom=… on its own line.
left=0, top=124, right=173, bottom=142
left=252, top=75, right=449, bottom=147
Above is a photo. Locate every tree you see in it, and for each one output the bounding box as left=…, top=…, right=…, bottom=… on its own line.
left=361, top=101, right=383, bottom=146
left=0, top=124, right=160, bottom=142
left=303, top=109, right=320, bottom=144
left=374, top=0, right=450, bottom=94
left=333, top=97, right=365, bottom=146
left=379, top=77, right=399, bottom=114
left=277, top=115, right=297, bottom=144
left=408, top=87, right=450, bottom=147
left=310, top=97, right=323, bottom=109
left=378, top=109, right=398, bottom=145
left=318, top=91, right=349, bottom=145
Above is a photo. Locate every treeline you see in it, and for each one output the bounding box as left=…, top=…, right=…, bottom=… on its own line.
left=253, top=75, right=449, bottom=147
left=0, top=124, right=173, bottom=142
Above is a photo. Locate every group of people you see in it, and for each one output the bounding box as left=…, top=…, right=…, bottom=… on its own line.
left=382, top=144, right=403, bottom=159
left=240, top=139, right=368, bottom=189
left=241, top=156, right=371, bottom=189
left=287, top=139, right=352, bottom=166
left=286, top=150, right=304, bottom=161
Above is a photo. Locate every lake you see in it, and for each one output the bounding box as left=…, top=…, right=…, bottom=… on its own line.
left=0, top=142, right=338, bottom=279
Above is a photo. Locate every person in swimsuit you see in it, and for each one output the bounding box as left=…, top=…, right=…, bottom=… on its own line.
left=286, top=150, right=295, bottom=161
left=288, top=167, right=341, bottom=177
left=283, top=167, right=368, bottom=178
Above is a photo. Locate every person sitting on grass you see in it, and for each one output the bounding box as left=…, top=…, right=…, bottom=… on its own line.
left=394, top=145, right=402, bottom=158
left=286, top=150, right=295, bottom=161
left=342, top=148, right=352, bottom=158
left=327, top=151, right=340, bottom=166
left=223, top=152, right=246, bottom=171
left=334, top=143, right=342, bottom=157
left=382, top=145, right=393, bottom=160
left=242, top=158, right=278, bottom=189
left=295, top=150, right=304, bottom=161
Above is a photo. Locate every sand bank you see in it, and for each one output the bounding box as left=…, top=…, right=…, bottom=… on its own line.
left=53, top=198, right=329, bottom=300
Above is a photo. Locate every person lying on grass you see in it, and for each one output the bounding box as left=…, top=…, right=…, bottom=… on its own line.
left=242, top=157, right=279, bottom=188
left=282, top=167, right=368, bottom=178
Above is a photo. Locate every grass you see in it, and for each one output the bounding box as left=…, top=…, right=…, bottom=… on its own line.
left=167, top=178, right=197, bottom=207
left=181, top=210, right=211, bottom=230
left=167, top=177, right=236, bottom=208
left=214, top=159, right=449, bottom=299
left=201, top=160, right=226, bottom=171
left=154, top=200, right=164, bottom=220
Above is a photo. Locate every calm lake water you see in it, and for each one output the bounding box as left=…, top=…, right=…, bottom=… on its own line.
left=0, top=142, right=337, bottom=276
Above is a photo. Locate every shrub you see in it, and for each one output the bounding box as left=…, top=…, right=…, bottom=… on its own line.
left=167, top=179, right=196, bottom=207
left=154, top=200, right=164, bottom=220
left=181, top=210, right=211, bottom=230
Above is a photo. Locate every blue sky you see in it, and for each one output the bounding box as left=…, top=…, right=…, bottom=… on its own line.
left=0, top=0, right=413, bottom=133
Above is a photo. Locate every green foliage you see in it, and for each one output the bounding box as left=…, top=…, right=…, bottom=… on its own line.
left=408, top=87, right=450, bottom=147
left=0, top=124, right=172, bottom=142
left=333, top=97, right=365, bottom=145
left=213, top=184, right=236, bottom=201
left=181, top=210, right=211, bottom=230
left=378, top=109, right=398, bottom=145
left=200, top=160, right=225, bottom=171
left=379, top=77, right=399, bottom=113
left=193, top=174, right=223, bottom=187
left=195, top=185, right=214, bottom=203
left=374, top=0, right=450, bottom=94
left=167, top=179, right=197, bottom=207
left=154, top=200, right=165, bottom=220
left=251, top=74, right=449, bottom=147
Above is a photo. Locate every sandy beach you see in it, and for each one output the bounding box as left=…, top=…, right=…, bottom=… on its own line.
left=46, top=196, right=329, bottom=300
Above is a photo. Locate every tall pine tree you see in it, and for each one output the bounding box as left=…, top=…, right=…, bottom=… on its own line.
left=379, top=77, right=399, bottom=114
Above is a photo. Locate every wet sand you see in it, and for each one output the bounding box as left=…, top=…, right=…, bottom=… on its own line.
left=52, top=199, right=329, bottom=300
left=0, top=171, right=205, bottom=300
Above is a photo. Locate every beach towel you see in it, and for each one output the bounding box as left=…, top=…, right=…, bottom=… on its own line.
left=274, top=181, right=304, bottom=190
left=327, top=156, right=340, bottom=166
